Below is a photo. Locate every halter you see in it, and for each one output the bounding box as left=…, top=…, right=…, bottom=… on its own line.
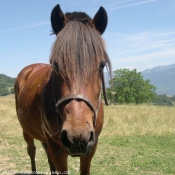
left=52, top=71, right=108, bottom=127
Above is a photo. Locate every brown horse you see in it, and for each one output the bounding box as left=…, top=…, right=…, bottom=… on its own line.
left=15, top=4, right=111, bottom=175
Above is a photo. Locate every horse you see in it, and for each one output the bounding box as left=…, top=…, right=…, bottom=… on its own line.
left=14, top=4, right=111, bottom=175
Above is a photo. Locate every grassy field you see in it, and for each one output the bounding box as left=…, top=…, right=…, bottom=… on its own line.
left=0, top=95, right=175, bottom=175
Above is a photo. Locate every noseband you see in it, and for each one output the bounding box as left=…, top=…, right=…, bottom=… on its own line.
left=52, top=71, right=108, bottom=127
left=55, top=94, right=99, bottom=126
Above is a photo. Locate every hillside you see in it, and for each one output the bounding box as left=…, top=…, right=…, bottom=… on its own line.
left=0, top=74, right=15, bottom=87
left=141, top=64, right=175, bottom=96
left=0, top=74, right=15, bottom=95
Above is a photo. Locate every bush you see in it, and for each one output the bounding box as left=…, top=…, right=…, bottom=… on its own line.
left=0, top=88, right=9, bottom=96
left=151, top=94, right=174, bottom=106
left=10, top=88, right=14, bottom=94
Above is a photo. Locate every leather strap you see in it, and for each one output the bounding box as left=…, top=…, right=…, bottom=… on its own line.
left=55, top=94, right=98, bottom=126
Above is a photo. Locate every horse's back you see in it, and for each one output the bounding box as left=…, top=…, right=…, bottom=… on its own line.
left=15, top=63, right=51, bottom=141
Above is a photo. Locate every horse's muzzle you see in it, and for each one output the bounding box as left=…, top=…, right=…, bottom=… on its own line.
left=61, top=130, right=95, bottom=156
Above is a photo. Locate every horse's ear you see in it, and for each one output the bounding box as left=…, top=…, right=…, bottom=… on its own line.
left=51, top=4, right=66, bottom=35
left=93, top=7, right=108, bottom=35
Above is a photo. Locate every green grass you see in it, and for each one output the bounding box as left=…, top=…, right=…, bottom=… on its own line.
left=93, top=134, right=175, bottom=175
left=0, top=95, right=175, bottom=174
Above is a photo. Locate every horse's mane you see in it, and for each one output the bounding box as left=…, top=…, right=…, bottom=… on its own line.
left=50, top=12, right=111, bottom=87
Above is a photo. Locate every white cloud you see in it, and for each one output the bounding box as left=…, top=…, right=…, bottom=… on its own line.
left=116, top=48, right=175, bottom=63
left=0, top=20, right=49, bottom=34
left=0, top=0, right=158, bottom=34
left=105, top=30, right=175, bottom=71
left=106, top=0, right=157, bottom=11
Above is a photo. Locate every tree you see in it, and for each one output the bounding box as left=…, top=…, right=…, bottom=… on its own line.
left=108, top=69, right=156, bottom=104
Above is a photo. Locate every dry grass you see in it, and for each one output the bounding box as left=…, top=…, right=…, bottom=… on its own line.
left=0, top=95, right=21, bottom=136
left=102, top=104, right=175, bottom=136
left=2, top=96, right=174, bottom=138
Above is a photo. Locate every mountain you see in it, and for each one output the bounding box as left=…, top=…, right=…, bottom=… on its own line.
left=141, top=64, right=175, bottom=96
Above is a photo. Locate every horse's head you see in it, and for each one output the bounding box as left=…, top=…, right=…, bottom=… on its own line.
left=49, top=4, right=111, bottom=156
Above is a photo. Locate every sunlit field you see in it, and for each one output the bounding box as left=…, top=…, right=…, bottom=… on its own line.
left=0, top=95, right=175, bottom=174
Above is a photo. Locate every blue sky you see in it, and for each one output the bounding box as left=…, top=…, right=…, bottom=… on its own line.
left=0, top=0, right=175, bottom=77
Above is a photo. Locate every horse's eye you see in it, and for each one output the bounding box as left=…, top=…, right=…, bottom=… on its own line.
left=53, top=62, right=59, bottom=73
left=99, top=62, right=106, bottom=72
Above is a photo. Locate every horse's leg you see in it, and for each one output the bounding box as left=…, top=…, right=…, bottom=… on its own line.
left=23, top=131, right=36, bottom=173
left=42, top=142, right=56, bottom=174
left=47, top=138, right=68, bottom=173
left=80, top=144, right=97, bottom=175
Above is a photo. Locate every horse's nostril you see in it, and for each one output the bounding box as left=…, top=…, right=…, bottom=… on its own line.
left=61, top=130, right=71, bottom=148
left=89, top=131, right=94, bottom=142
left=88, top=131, right=95, bottom=148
